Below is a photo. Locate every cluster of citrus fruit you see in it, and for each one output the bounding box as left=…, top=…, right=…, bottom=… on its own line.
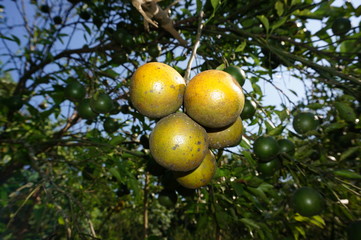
left=252, top=110, right=324, bottom=217
left=130, top=62, right=247, bottom=189
left=64, top=79, right=121, bottom=133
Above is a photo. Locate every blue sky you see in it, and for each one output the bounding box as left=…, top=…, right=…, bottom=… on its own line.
left=1, top=0, right=360, bottom=110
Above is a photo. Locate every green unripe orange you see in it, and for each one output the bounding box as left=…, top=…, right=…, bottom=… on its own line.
left=77, top=99, right=98, bottom=120
left=253, top=136, right=280, bottom=162
left=223, top=65, right=246, bottom=86
left=278, top=139, right=295, bottom=156
left=293, top=112, right=319, bottom=134
left=241, top=99, right=257, bottom=119
left=90, top=93, right=114, bottom=114
left=291, top=187, right=325, bottom=217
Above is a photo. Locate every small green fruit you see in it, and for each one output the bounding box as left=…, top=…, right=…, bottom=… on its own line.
left=90, top=93, right=114, bottom=114
left=332, top=18, right=351, bottom=36
left=278, top=139, right=295, bottom=156
left=257, top=158, right=281, bottom=177
left=291, top=187, right=325, bottom=217
left=103, top=118, right=118, bottom=133
left=77, top=99, right=98, bottom=120
left=253, top=136, right=280, bottom=162
left=223, top=66, right=246, bottom=86
left=158, top=190, right=177, bottom=208
left=292, top=112, right=319, bottom=134
left=241, top=99, right=257, bottom=119
left=64, top=81, right=86, bottom=102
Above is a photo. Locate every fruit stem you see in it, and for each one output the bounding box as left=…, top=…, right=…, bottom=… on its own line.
left=184, top=11, right=204, bottom=83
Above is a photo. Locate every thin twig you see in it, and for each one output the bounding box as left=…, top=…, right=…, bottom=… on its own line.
left=184, top=11, right=204, bottom=83
left=143, top=172, right=150, bottom=239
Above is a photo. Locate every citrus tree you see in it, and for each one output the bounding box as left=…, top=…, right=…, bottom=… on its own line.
left=0, top=0, right=360, bottom=239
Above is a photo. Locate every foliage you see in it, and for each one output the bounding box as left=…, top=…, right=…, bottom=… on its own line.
left=0, top=0, right=360, bottom=239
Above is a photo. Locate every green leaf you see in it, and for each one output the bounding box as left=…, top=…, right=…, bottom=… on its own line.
left=258, top=182, right=274, bottom=193
left=275, top=1, right=284, bottom=16
left=247, top=186, right=267, bottom=201
left=252, top=83, right=262, bottom=95
left=240, top=136, right=251, bottom=149
left=295, top=226, right=306, bottom=238
left=309, top=215, right=326, bottom=228
left=307, top=102, right=324, bottom=110
left=324, top=122, right=348, bottom=133
left=109, top=167, right=122, bottom=182
left=57, top=216, right=65, bottom=225
left=257, top=15, right=269, bottom=33
left=215, top=209, right=232, bottom=229
left=235, top=40, right=247, bottom=52
left=240, top=218, right=260, bottom=229
left=340, top=146, right=360, bottom=161
left=231, top=182, right=244, bottom=197
left=211, top=0, right=220, bottom=9
left=100, top=69, right=119, bottom=79
left=265, top=119, right=276, bottom=132
left=334, top=102, right=357, bottom=123
left=196, top=0, right=202, bottom=13
left=333, top=169, right=361, bottom=180
left=216, top=63, right=225, bottom=70
left=109, top=135, right=125, bottom=145
left=275, top=108, right=289, bottom=122
left=242, top=150, right=255, bottom=165
left=289, top=89, right=298, bottom=97
left=247, top=176, right=264, bottom=188
left=271, top=17, right=287, bottom=31
left=267, top=124, right=285, bottom=136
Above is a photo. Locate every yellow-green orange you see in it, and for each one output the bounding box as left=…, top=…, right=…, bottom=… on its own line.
left=130, top=62, right=185, bottom=118
left=149, top=113, right=208, bottom=172
left=207, top=116, right=243, bottom=149
left=174, top=150, right=216, bottom=189
left=184, top=70, right=245, bottom=128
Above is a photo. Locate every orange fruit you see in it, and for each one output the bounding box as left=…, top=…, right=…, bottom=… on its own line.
left=174, top=150, right=216, bottom=189
left=149, top=112, right=209, bottom=172
left=130, top=62, right=185, bottom=118
left=184, top=70, right=245, bottom=128
left=207, top=116, right=243, bottom=149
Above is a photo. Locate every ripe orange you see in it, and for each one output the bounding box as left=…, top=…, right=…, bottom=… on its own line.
left=149, top=113, right=209, bottom=172
left=184, top=70, right=245, bottom=128
left=174, top=150, right=216, bottom=189
left=130, top=62, right=185, bottom=118
left=207, top=116, right=243, bottom=149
